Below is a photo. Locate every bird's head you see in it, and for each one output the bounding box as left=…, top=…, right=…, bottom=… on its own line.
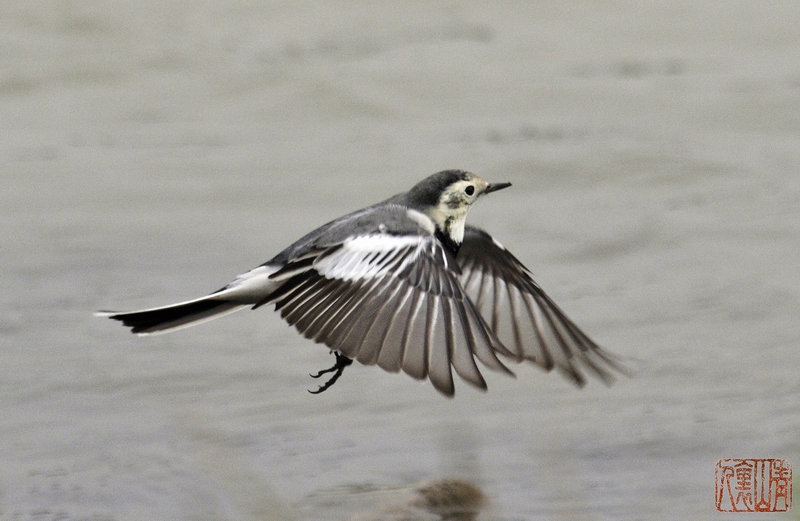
left=405, top=170, right=511, bottom=244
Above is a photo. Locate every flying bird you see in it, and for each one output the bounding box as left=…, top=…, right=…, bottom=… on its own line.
left=97, top=170, right=622, bottom=396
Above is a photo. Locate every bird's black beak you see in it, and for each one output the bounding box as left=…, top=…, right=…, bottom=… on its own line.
left=484, top=182, right=512, bottom=194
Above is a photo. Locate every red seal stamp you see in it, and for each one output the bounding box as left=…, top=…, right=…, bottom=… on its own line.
left=716, top=459, right=792, bottom=512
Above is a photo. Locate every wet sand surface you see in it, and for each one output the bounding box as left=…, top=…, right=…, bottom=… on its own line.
left=2, top=2, right=799, bottom=519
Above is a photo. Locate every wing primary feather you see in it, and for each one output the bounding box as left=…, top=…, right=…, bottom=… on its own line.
left=519, top=291, right=555, bottom=370
left=400, top=289, right=428, bottom=380
left=446, top=297, right=487, bottom=390
left=354, top=278, right=407, bottom=366
left=375, top=286, right=415, bottom=373
left=337, top=273, right=398, bottom=350
left=461, top=265, right=478, bottom=296
left=472, top=270, right=489, bottom=311
left=529, top=281, right=628, bottom=384
left=464, top=299, right=515, bottom=375
left=529, top=290, right=586, bottom=386
left=504, top=282, right=526, bottom=360
left=537, top=295, right=618, bottom=383
left=422, top=295, right=436, bottom=380
left=425, top=295, right=454, bottom=396
left=441, top=297, right=456, bottom=373
left=490, top=273, right=501, bottom=332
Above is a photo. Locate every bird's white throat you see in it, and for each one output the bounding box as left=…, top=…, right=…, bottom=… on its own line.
left=407, top=206, right=467, bottom=243
left=446, top=213, right=467, bottom=243
left=429, top=204, right=469, bottom=244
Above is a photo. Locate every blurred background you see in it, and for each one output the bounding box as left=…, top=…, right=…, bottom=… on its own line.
left=2, top=1, right=799, bottom=519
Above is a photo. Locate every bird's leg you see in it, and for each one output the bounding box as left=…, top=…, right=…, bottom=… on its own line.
left=308, top=352, right=353, bottom=394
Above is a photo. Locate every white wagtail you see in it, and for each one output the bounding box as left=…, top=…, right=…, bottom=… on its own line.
left=97, top=170, right=622, bottom=396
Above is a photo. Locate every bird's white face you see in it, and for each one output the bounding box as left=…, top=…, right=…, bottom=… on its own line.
left=429, top=175, right=490, bottom=244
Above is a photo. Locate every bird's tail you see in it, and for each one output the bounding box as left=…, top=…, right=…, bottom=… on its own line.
left=96, top=265, right=283, bottom=335
left=95, top=296, right=247, bottom=335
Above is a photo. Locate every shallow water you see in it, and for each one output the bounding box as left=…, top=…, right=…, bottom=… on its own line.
left=2, top=2, right=800, bottom=520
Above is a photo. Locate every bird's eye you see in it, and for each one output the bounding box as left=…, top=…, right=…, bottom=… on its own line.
left=465, top=185, right=475, bottom=196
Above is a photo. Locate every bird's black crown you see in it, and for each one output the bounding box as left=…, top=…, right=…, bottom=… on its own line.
left=405, top=169, right=471, bottom=208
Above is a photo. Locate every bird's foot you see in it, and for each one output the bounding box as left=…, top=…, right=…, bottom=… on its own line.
left=309, top=352, right=353, bottom=394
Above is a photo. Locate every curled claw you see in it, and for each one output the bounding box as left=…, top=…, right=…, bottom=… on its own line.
left=308, top=352, right=353, bottom=394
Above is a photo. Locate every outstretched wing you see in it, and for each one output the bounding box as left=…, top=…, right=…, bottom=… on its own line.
left=260, top=234, right=514, bottom=396
left=457, top=226, right=623, bottom=386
